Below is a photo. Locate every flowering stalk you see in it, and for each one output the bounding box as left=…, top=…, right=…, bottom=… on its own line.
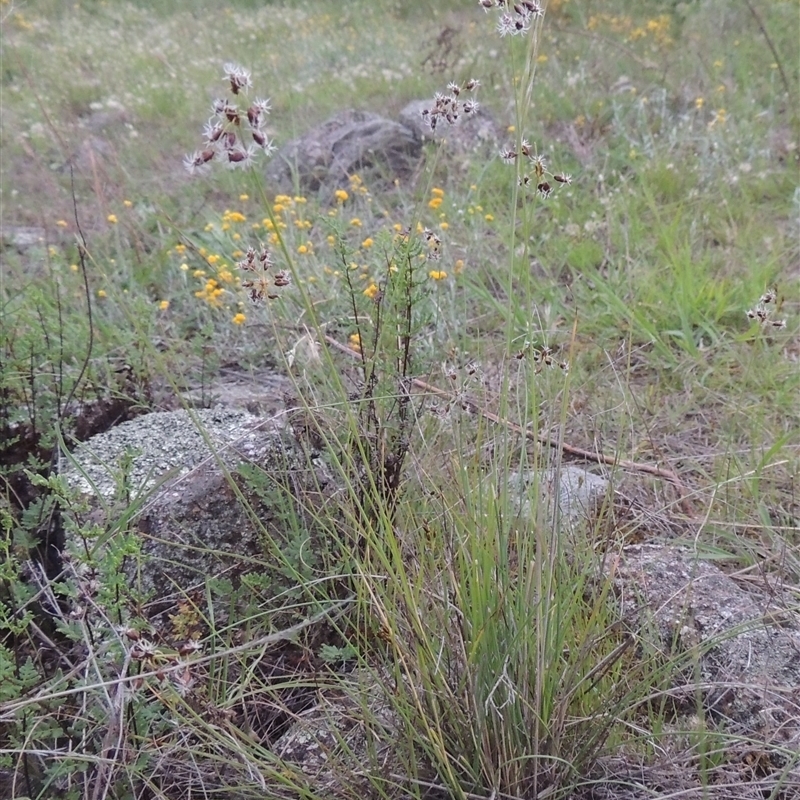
left=184, top=63, right=275, bottom=175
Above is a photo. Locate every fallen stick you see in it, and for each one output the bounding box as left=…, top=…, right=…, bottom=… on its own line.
left=323, top=334, right=695, bottom=515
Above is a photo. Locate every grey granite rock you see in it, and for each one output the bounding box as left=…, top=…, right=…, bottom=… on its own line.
left=265, top=109, right=420, bottom=196
left=61, top=407, right=334, bottom=606
left=613, top=543, right=800, bottom=748
left=505, top=465, right=611, bottom=528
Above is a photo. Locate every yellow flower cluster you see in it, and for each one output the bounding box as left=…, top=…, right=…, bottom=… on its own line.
left=349, top=173, right=369, bottom=196
left=222, top=210, right=246, bottom=226
left=588, top=12, right=672, bottom=45
left=195, top=277, right=225, bottom=307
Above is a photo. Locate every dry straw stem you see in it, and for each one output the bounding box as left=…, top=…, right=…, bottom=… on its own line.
left=323, top=334, right=694, bottom=514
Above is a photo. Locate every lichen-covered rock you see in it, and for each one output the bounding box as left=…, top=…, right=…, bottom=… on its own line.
left=505, top=465, right=611, bottom=528
left=62, top=407, right=335, bottom=614
left=613, top=544, right=800, bottom=750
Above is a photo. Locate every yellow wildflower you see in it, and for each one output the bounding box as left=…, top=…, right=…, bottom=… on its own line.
left=56, top=219, right=68, bottom=228
left=428, top=197, right=443, bottom=210
left=159, top=300, right=170, bottom=310
left=97, top=289, right=107, bottom=297
left=335, top=189, right=349, bottom=202
left=363, top=283, right=379, bottom=299
left=350, top=217, right=362, bottom=227
left=709, top=108, right=727, bottom=128
left=361, top=237, right=374, bottom=249
left=107, top=214, right=118, bottom=224
left=428, top=270, right=447, bottom=281
left=431, top=187, right=445, bottom=198
left=232, top=313, right=246, bottom=325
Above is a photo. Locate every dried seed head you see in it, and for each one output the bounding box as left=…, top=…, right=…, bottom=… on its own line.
left=500, top=147, right=518, bottom=163
left=522, top=1, right=544, bottom=17
left=259, top=247, right=274, bottom=267
left=537, top=182, right=552, bottom=198
left=183, top=149, right=215, bottom=175
left=223, top=63, right=252, bottom=95
left=273, top=270, right=291, bottom=287
left=178, top=641, right=203, bottom=656
left=246, top=98, right=270, bottom=129
left=251, top=129, right=276, bottom=153
left=530, top=154, right=547, bottom=178
left=227, top=145, right=257, bottom=169
left=237, top=247, right=257, bottom=271
left=554, top=173, right=572, bottom=185
left=203, top=120, right=225, bottom=143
